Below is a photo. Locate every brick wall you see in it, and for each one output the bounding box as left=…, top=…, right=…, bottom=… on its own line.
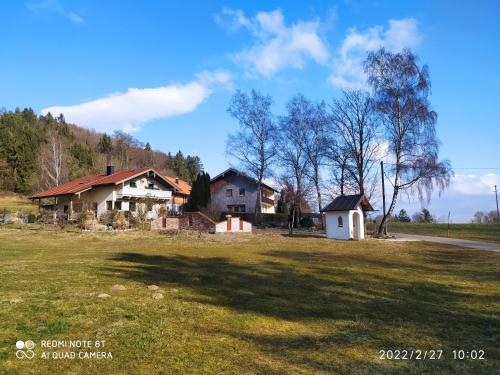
left=179, top=212, right=216, bottom=232
left=151, top=216, right=180, bottom=230
left=151, top=211, right=216, bottom=232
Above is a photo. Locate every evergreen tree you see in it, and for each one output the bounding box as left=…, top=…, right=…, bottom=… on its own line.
left=173, top=150, right=189, bottom=181
left=97, top=134, right=113, bottom=154
left=185, top=172, right=211, bottom=211
left=421, top=208, right=434, bottom=223
left=396, top=209, right=411, bottom=222
left=0, top=110, right=44, bottom=192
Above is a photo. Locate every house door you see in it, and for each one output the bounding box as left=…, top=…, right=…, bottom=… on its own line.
left=352, top=212, right=361, bottom=239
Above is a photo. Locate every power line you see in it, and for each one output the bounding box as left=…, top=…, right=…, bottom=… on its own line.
left=453, top=167, right=500, bottom=170
left=380, top=162, right=500, bottom=170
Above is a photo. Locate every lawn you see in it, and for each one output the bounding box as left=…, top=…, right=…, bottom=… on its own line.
left=387, top=222, right=500, bottom=244
left=0, top=192, right=37, bottom=215
left=0, top=226, right=498, bottom=374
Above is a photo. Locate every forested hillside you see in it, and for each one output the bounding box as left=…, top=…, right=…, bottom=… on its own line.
left=0, top=108, right=203, bottom=193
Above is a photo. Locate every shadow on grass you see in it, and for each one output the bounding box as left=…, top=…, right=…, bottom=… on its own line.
left=102, top=247, right=499, bottom=373
left=104, top=250, right=498, bottom=337
left=279, top=233, right=327, bottom=239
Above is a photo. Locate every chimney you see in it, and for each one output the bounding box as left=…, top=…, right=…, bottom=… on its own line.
left=175, top=176, right=179, bottom=184
left=106, top=165, right=115, bottom=176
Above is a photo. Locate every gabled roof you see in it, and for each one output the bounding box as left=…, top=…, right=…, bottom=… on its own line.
left=30, top=167, right=170, bottom=199
left=210, top=168, right=278, bottom=192
left=321, top=194, right=374, bottom=212
left=164, top=176, right=191, bottom=196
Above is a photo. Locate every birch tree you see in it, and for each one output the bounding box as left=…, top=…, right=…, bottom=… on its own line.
left=364, top=48, right=452, bottom=235
left=330, top=90, right=380, bottom=200
left=227, top=90, right=277, bottom=220
left=301, top=99, right=329, bottom=212
left=278, top=95, right=312, bottom=227
left=40, top=131, right=67, bottom=189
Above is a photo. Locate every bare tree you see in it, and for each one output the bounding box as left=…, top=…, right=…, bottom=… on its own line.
left=227, top=90, right=277, bottom=219
left=364, top=48, right=452, bottom=235
left=472, top=211, right=485, bottom=223
left=278, top=177, right=305, bottom=235
left=330, top=90, right=380, bottom=200
left=278, top=95, right=313, bottom=228
left=39, top=131, right=67, bottom=189
left=301, top=99, right=330, bottom=212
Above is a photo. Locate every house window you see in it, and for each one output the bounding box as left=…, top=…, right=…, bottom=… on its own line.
left=106, top=201, right=113, bottom=211
left=129, top=181, right=137, bottom=188
left=239, top=188, right=245, bottom=196
left=115, top=201, right=122, bottom=210
left=338, top=216, right=343, bottom=227
left=129, top=202, right=136, bottom=212
left=227, top=205, right=246, bottom=213
left=226, top=189, right=233, bottom=197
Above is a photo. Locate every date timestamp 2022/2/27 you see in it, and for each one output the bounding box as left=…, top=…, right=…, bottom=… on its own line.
left=379, top=349, right=485, bottom=360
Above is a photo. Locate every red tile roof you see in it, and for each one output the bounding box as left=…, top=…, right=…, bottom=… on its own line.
left=30, top=167, right=152, bottom=199
left=164, top=176, right=192, bottom=196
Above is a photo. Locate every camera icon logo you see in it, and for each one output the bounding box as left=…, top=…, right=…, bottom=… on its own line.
left=15, top=340, right=35, bottom=359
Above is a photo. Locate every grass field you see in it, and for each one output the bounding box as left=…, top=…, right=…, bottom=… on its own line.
left=0, top=192, right=37, bottom=215
left=387, top=222, right=500, bottom=244
left=0, top=226, right=498, bottom=374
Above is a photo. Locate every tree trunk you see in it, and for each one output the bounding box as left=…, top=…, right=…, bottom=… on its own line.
left=378, top=186, right=399, bottom=236
left=288, top=207, right=295, bottom=236
left=255, top=181, right=262, bottom=224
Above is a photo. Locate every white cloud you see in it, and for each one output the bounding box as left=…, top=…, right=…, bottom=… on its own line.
left=329, top=18, right=421, bottom=89
left=216, top=8, right=328, bottom=77
left=214, top=7, right=251, bottom=31
left=42, top=71, right=230, bottom=133
left=27, top=0, right=84, bottom=24
left=449, top=173, right=500, bottom=195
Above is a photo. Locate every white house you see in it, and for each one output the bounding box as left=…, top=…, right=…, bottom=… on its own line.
left=321, top=194, right=374, bottom=240
left=30, top=166, right=184, bottom=220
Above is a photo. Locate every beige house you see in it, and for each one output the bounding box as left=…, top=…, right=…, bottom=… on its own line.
left=30, top=167, right=186, bottom=220
left=210, top=168, right=277, bottom=214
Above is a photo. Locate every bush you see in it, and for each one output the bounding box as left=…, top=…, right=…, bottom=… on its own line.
left=299, top=216, right=314, bottom=228
left=27, top=213, right=37, bottom=223
left=99, top=210, right=117, bottom=226
left=112, top=211, right=129, bottom=230
left=77, top=210, right=97, bottom=230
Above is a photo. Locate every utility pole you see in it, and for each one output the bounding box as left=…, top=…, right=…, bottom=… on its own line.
left=381, top=161, right=387, bottom=235
left=448, top=211, right=451, bottom=237
left=495, top=185, right=500, bottom=225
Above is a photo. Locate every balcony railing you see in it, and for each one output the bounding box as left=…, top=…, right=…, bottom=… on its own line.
left=261, top=196, right=274, bottom=205
left=117, top=186, right=172, bottom=200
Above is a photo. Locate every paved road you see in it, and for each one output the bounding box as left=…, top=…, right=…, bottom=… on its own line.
left=392, top=233, right=500, bottom=252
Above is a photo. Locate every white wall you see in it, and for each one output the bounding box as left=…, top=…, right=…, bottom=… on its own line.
left=215, top=217, right=252, bottom=233
left=325, top=211, right=351, bottom=240
left=325, top=205, right=365, bottom=240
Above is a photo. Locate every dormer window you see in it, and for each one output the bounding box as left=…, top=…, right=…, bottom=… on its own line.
left=338, top=216, right=343, bottom=227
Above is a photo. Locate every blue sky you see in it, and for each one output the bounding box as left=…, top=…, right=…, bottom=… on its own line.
left=1, top=0, right=499, bottom=222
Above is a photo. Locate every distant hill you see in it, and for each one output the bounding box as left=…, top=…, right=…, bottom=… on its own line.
left=0, top=108, right=202, bottom=193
